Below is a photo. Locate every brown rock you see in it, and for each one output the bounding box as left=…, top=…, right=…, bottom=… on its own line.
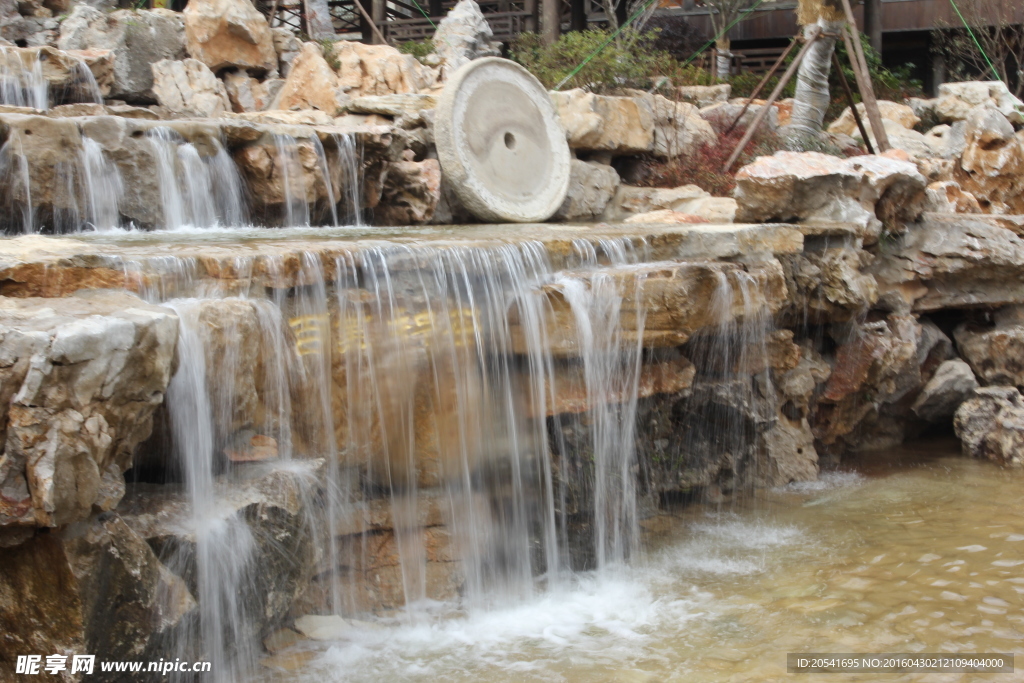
left=276, top=42, right=349, bottom=115
left=183, top=0, right=277, bottom=76
left=376, top=158, right=442, bottom=225
left=151, top=58, right=231, bottom=117
left=333, top=41, right=436, bottom=97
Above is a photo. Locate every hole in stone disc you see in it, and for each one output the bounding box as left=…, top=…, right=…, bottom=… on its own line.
left=504, top=132, right=516, bottom=149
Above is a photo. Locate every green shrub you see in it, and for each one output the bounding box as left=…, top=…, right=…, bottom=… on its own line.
left=510, top=29, right=678, bottom=92
left=398, top=39, right=436, bottom=64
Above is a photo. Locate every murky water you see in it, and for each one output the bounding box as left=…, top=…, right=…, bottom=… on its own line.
left=267, top=441, right=1023, bottom=682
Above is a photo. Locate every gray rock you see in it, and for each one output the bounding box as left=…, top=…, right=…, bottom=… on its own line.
left=0, top=290, right=178, bottom=531
left=58, top=5, right=186, bottom=103
left=676, top=84, right=730, bottom=108
left=554, top=159, right=619, bottom=221
left=954, top=386, right=1024, bottom=466
left=431, top=0, right=500, bottom=76
left=151, top=58, right=231, bottom=117
left=955, top=307, right=1024, bottom=388
left=700, top=100, right=779, bottom=136
left=911, top=359, right=978, bottom=422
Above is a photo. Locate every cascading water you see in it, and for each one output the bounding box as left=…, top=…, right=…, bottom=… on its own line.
left=0, top=47, right=47, bottom=110
left=132, top=236, right=654, bottom=678
left=332, top=133, right=362, bottom=226
left=0, top=133, right=33, bottom=233
left=148, top=127, right=249, bottom=230
left=80, top=137, right=124, bottom=231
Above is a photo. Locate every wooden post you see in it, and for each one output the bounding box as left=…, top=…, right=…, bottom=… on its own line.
left=832, top=50, right=875, bottom=154
left=354, top=0, right=388, bottom=45
left=723, top=26, right=823, bottom=172
left=839, top=0, right=890, bottom=151
left=725, top=36, right=799, bottom=135
left=524, top=0, right=537, bottom=32
left=839, top=24, right=890, bottom=152
left=371, top=0, right=385, bottom=43
left=542, top=0, right=560, bottom=45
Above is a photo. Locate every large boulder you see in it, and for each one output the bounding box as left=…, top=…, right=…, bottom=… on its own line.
left=431, top=0, right=500, bottom=76
left=223, top=71, right=282, bottom=112
left=936, top=81, right=1024, bottom=125
left=151, top=58, right=230, bottom=117
left=376, top=157, right=442, bottom=225
left=827, top=100, right=921, bottom=137
left=0, top=291, right=177, bottom=536
left=274, top=42, right=349, bottom=115
left=955, top=307, right=1024, bottom=388
left=676, top=84, right=730, bottom=108
left=333, top=41, right=437, bottom=97
left=631, top=91, right=717, bottom=159
left=606, top=184, right=736, bottom=223
left=954, top=386, right=1024, bottom=466
left=58, top=5, right=186, bottom=103
left=910, top=358, right=978, bottom=422
left=0, top=514, right=196, bottom=669
left=734, top=151, right=926, bottom=241
left=954, top=107, right=1024, bottom=214
left=553, top=159, right=620, bottom=221
left=183, top=0, right=277, bottom=76
left=550, top=89, right=654, bottom=155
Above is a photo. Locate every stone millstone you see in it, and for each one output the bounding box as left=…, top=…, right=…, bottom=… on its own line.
left=434, top=57, right=571, bottom=223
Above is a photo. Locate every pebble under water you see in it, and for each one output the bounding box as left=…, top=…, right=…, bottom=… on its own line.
left=259, top=441, right=1024, bottom=682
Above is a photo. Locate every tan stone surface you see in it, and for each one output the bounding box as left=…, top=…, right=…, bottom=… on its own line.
left=183, top=0, right=277, bottom=75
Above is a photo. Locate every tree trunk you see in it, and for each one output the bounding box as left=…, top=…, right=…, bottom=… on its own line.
left=787, top=16, right=843, bottom=141
left=715, top=37, right=731, bottom=81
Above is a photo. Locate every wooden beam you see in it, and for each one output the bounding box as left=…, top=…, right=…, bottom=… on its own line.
left=725, top=35, right=799, bottom=136
left=838, top=15, right=891, bottom=152
left=832, top=49, right=875, bottom=154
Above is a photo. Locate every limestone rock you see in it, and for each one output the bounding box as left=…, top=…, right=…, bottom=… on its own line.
left=676, top=83, right=730, bottom=108
left=781, top=246, right=878, bottom=324
left=0, top=514, right=195, bottom=664
left=275, top=42, right=349, bottom=115
left=67, top=47, right=114, bottom=98
left=333, top=41, right=436, bottom=98
left=936, top=81, right=1024, bottom=125
left=183, top=0, right=277, bottom=76
left=151, top=58, right=230, bottom=117
left=623, top=210, right=710, bottom=224
left=955, top=308, right=1024, bottom=388
left=272, top=26, right=301, bottom=77
left=734, top=151, right=925, bottom=240
left=954, top=106, right=1024, bottom=214
left=0, top=45, right=108, bottom=104
left=223, top=70, right=281, bottom=112
left=631, top=91, right=717, bottom=159
left=923, top=180, right=981, bottom=214
left=348, top=93, right=437, bottom=117
left=954, top=386, right=1024, bottom=466
left=431, top=0, right=500, bottom=76
left=376, top=158, right=441, bottom=225
left=554, top=159, right=619, bottom=220
left=550, top=89, right=654, bottom=154
left=700, top=100, right=779, bottom=136
left=827, top=100, right=921, bottom=136
left=58, top=5, right=186, bottom=103
left=911, top=359, right=978, bottom=422
left=0, top=291, right=177, bottom=531
left=611, top=188, right=737, bottom=223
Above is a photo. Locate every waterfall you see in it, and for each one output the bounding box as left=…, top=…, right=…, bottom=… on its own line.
left=333, top=133, right=362, bottom=226
left=0, top=47, right=47, bottom=110
left=311, top=135, right=338, bottom=227
left=0, top=134, right=33, bottom=233
left=80, top=137, right=124, bottom=231
left=148, top=127, right=249, bottom=230
left=272, top=134, right=310, bottom=227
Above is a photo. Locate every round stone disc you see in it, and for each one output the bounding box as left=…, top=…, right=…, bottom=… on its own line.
left=434, top=58, right=571, bottom=224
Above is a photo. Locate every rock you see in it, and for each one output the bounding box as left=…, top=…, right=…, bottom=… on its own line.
left=272, top=26, right=301, bottom=77
left=623, top=210, right=708, bottom=224
left=333, top=41, right=436, bottom=97
left=550, top=89, right=654, bottom=155
left=0, top=514, right=195, bottom=665
left=151, top=58, right=230, bottom=117
left=293, top=614, right=355, bottom=640
left=781, top=246, right=878, bottom=324
left=923, top=180, right=981, bottom=214
left=936, top=81, right=1024, bottom=125
left=734, top=151, right=925, bottom=240
left=347, top=93, right=436, bottom=117
left=263, top=627, right=302, bottom=654
left=58, top=5, right=186, bottom=103
left=873, top=214, right=1024, bottom=312
left=376, top=158, right=441, bottom=225
left=553, top=159, right=619, bottom=220
left=700, top=100, right=779, bottom=136
left=676, top=84, right=730, bottom=108
left=0, top=291, right=177, bottom=531
left=233, top=133, right=338, bottom=225
left=954, top=106, right=1024, bottom=214
left=275, top=42, right=349, bottom=115
left=223, top=71, right=281, bottom=112
left=631, top=91, right=717, bottom=159
left=955, top=308, right=1024, bottom=388
left=607, top=184, right=725, bottom=219
left=827, top=100, right=921, bottom=136
left=430, top=0, right=500, bottom=76
left=0, top=45, right=107, bottom=104
left=67, top=48, right=114, bottom=98
left=954, top=386, right=1024, bottom=466
left=911, top=359, right=978, bottom=422
left=183, top=0, right=277, bottom=76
